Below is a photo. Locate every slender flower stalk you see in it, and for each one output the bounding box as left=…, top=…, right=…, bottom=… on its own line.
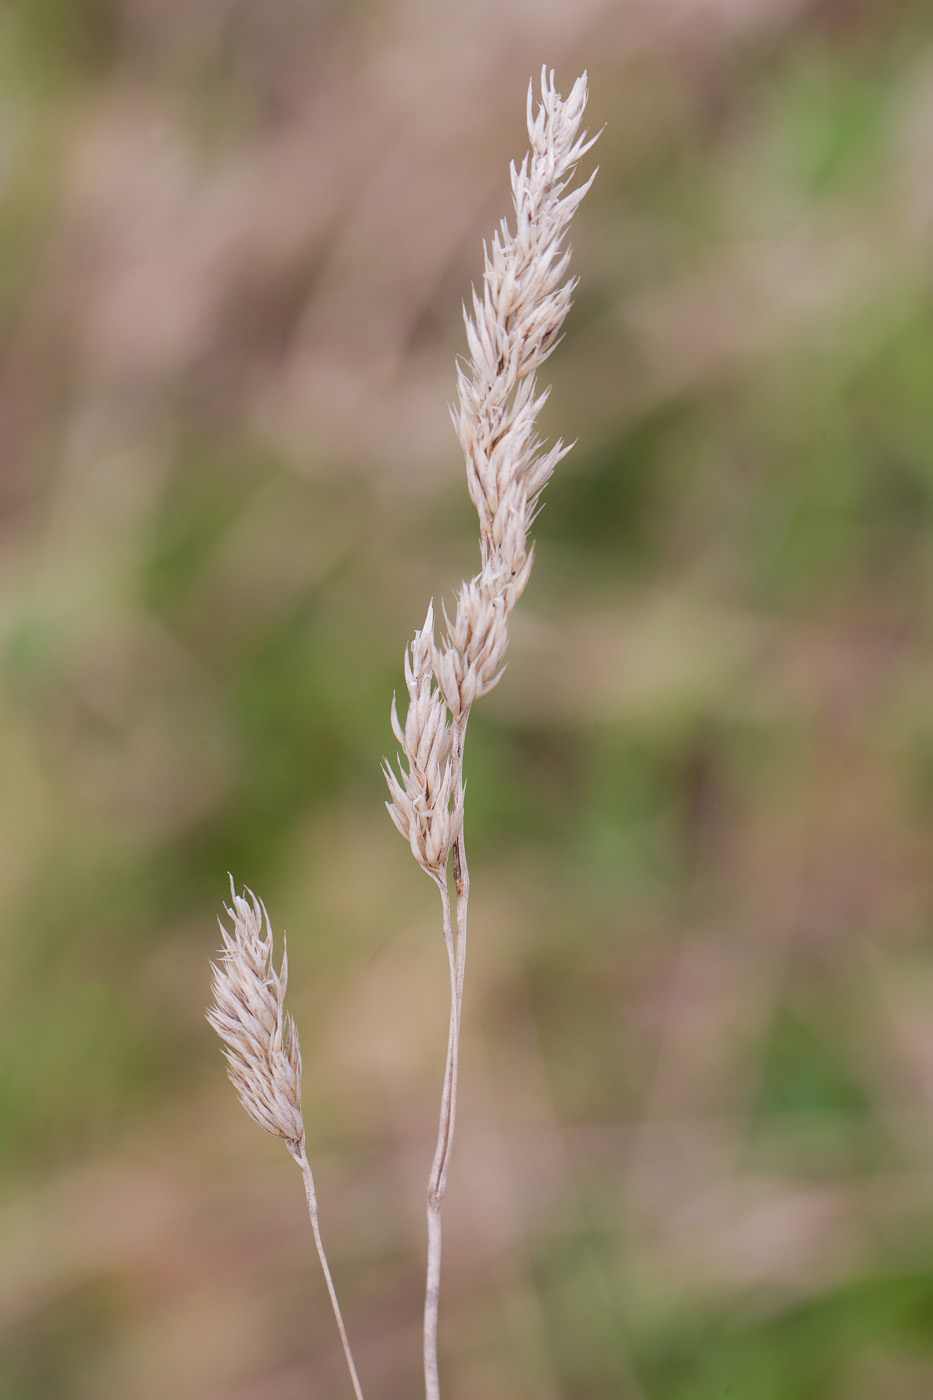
left=207, top=882, right=366, bottom=1400
left=210, top=65, right=597, bottom=1400
left=384, top=67, right=598, bottom=1400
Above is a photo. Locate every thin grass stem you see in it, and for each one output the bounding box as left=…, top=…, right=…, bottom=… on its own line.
left=424, top=869, right=458, bottom=1400
left=423, top=708, right=471, bottom=1398
left=290, top=1144, right=367, bottom=1400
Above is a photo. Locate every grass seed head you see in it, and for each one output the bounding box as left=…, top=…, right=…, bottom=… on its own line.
left=207, top=880, right=304, bottom=1147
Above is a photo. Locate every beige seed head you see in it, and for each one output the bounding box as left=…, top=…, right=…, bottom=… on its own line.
left=207, top=880, right=304, bottom=1147
left=432, top=579, right=511, bottom=717
left=384, top=604, right=463, bottom=874
left=453, top=67, right=598, bottom=580
left=386, top=69, right=597, bottom=883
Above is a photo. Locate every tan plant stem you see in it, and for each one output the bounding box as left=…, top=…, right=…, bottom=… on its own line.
left=452, top=715, right=471, bottom=1009
left=424, top=874, right=457, bottom=1400
left=423, top=710, right=471, bottom=1400
left=289, top=1142, right=367, bottom=1400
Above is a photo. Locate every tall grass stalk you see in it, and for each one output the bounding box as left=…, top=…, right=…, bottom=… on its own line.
left=385, top=66, right=598, bottom=1400
left=208, top=67, right=597, bottom=1400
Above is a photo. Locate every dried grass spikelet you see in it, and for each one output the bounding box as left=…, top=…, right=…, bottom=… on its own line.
left=207, top=880, right=304, bottom=1148
left=384, top=602, right=464, bottom=874
left=432, top=578, right=510, bottom=717
left=208, top=882, right=367, bottom=1400
left=421, top=69, right=599, bottom=721
left=452, top=68, right=598, bottom=587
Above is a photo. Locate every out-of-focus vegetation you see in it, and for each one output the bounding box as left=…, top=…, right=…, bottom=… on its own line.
left=4, top=2, right=933, bottom=1397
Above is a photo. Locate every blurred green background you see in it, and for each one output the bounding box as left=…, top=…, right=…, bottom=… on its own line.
left=4, top=1, right=933, bottom=1397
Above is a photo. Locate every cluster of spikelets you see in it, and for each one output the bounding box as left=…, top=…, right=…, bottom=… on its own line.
left=209, top=64, right=597, bottom=1128
left=206, top=69, right=597, bottom=1400
left=206, top=882, right=304, bottom=1151
left=385, top=69, right=598, bottom=877
left=384, top=605, right=466, bottom=875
